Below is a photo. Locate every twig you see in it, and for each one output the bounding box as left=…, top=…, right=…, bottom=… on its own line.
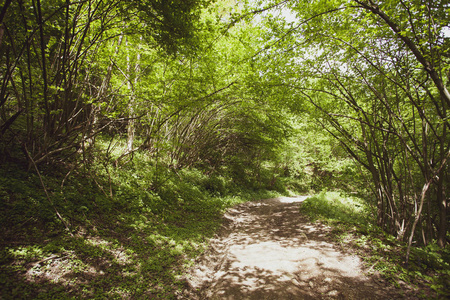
left=30, top=254, right=69, bottom=267
left=24, top=145, right=73, bottom=236
left=367, top=257, right=383, bottom=273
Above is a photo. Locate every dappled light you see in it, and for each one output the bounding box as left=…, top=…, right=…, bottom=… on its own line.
left=182, top=197, right=399, bottom=299
left=1, top=0, right=449, bottom=297
left=22, top=235, right=141, bottom=297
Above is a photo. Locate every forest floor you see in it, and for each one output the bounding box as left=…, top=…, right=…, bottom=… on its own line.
left=180, top=196, right=417, bottom=299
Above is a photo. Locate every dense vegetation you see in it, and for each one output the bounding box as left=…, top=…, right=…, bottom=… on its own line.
left=301, top=192, right=450, bottom=298
left=1, top=0, right=448, bottom=298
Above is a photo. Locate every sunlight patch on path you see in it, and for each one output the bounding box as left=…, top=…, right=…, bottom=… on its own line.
left=276, top=195, right=310, bottom=203
left=182, top=196, right=398, bottom=299
left=228, top=240, right=362, bottom=278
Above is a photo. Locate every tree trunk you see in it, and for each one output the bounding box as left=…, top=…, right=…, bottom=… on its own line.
left=437, top=98, right=448, bottom=247
left=125, top=35, right=141, bottom=154
left=436, top=178, right=446, bottom=248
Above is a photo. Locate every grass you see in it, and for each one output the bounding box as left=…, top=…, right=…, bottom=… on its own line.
left=300, top=190, right=450, bottom=299
left=300, top=191, right=372, bottom=225
left=0, top=147, right=283, bottom=299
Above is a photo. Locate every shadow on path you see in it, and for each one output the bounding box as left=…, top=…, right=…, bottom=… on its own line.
left=180, top=196, right=404, bottom=299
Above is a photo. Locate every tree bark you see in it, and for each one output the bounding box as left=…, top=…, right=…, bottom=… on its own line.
left=354, top=0, right=450, bottom=108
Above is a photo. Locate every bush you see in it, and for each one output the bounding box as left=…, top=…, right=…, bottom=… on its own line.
left=300, top=191, right=373, bottom=225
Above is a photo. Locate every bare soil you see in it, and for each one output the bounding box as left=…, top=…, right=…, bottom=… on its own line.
left=180, top=196, right=413, bottom=299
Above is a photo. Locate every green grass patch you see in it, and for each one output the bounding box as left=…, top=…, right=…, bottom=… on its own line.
left=300, top=190, right=372, bottom=225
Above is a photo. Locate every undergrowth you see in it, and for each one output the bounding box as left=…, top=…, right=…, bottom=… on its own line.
left=300, top=191, right=450, bottom=299
left=0, top=148, right=283, bottom=299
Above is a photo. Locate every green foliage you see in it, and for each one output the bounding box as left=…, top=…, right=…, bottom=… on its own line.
left=254, top=0, right=450, bottom=249
left=275, top=117, right=366, bottom=194
left=407, top=245, right=450, bottom=297
left=1, top=0, right=448, bottom=298
left=300, top=191, right=373, bottom=225
left=0, top=138, right=285, bottom=299
left=123, top=0, right=211, bottom=54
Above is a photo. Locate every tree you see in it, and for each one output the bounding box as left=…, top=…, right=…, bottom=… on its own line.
left=245, top=0, right=449, bottom=256
left=0, top=0, right=211, bottom=166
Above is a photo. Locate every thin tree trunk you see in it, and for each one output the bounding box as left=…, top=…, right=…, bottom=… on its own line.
left=36, top=0, right=51, bottom=137
left=125, top=38, right=139, bottom=154
left=0, top=0, right=13, bottom=46
left=437, top=116, right=447, bottom=247
left=406, top=179, right=432, bottom=265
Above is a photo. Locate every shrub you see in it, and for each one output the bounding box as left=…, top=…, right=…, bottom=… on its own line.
left=300, top=191, right=373, bottom=225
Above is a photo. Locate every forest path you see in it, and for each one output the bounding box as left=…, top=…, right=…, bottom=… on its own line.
left=180, top=196, right=405, bottom=299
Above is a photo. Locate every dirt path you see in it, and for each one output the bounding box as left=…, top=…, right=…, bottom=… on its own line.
left=180, top=196, right=406, bottom=299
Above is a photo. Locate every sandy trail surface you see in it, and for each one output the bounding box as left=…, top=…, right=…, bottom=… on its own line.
left=180, top=196, right=405, bottom=299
